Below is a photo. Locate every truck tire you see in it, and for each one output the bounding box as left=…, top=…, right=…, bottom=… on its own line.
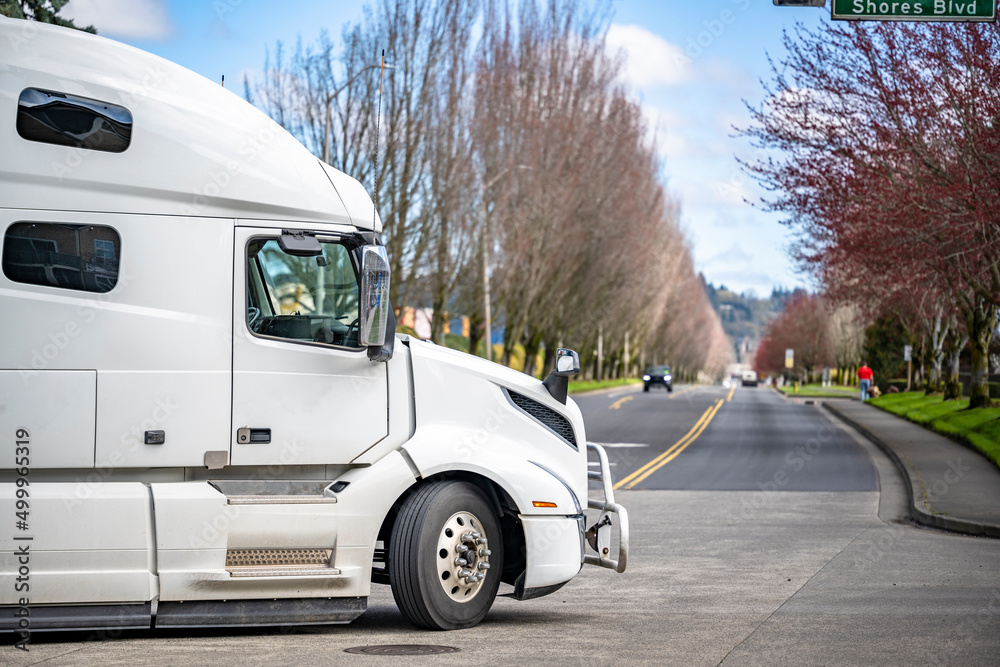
left=389, top=480, right=503, bottom=630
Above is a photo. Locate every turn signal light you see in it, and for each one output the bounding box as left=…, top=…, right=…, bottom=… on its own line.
left=532, top=501, right=558, bottom=508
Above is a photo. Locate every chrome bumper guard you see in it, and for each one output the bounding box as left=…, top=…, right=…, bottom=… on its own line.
left=584, top=443, right=629, bottom=573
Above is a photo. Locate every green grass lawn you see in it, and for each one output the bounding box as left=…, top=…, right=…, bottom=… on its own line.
left=569, top=378, right=643, bottom=394
left=777, top=383, right=860, bottom=399
left=870, top=392, right=1000, bottom=469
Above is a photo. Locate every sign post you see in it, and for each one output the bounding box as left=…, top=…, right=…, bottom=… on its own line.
left=904, top=345, right=913, bottom=391
left=832, top=0, right=997, bottom=21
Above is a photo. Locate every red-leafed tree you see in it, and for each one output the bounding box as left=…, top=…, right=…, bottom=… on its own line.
left=743, top=21, right=1000, bottom=407
left=755, top=292, right=834, bottom=382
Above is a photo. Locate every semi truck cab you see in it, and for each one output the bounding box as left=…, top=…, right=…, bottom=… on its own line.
left=0, top=16, right=627, bottom=633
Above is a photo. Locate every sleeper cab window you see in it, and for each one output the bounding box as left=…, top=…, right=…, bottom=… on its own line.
left=2, top=222, right=121, bottom=293
left=246, top=238, right=362, bottom=348
left=16, top=88, right=132, bottom=153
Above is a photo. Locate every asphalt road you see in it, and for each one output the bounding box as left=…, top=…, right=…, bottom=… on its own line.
left=574, top=383, right=878, bottom=491
left=5, top=385, right=999, bottom=665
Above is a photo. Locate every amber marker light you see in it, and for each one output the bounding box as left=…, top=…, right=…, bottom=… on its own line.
left=532, top=501, right=558, bottom=508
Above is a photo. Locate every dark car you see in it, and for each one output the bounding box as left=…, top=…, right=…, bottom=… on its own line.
left=643, top=365, right=673, bottom=392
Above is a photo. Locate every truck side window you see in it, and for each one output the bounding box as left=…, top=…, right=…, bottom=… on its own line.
left=246, top=238, right=362, bottom=348
left=17, top=88, right=132, bottom=153
left=2, top=222, right=121, bottom=293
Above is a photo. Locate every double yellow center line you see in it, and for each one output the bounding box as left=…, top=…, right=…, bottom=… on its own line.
left=613, top=398, right=725, bottom=490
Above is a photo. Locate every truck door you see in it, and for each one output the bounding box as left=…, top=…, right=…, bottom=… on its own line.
left=230, top=226, right=388, bottom=466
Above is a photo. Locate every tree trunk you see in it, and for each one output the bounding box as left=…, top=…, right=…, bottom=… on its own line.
left=942, top=319, right=968, bottom=401
left=926, top=313, right=947, bottom=394
left=501, top=325, right=514, bottom=367
left=967, top=299, right=998, bottom=408
left=522, top=330, right=542, bottom=378
left=541, top=339, right=558, bottom=378
left=468, top=309, right=483, bottom=359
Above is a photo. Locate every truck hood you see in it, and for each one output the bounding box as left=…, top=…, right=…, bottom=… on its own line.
left=403, top=337, right=586, bottom=437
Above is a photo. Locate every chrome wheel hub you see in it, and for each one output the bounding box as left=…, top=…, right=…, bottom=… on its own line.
left=436, top=511, right=492, bottom=602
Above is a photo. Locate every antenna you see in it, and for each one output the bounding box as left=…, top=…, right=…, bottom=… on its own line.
left=373, top=49, right=385, bottom=232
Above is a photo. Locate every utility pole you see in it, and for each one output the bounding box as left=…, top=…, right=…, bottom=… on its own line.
left=597, top=324, right=604, bottom=381
left=480, top=165, right=531, bottom=362
left=623, top=330, right=630, bottom=381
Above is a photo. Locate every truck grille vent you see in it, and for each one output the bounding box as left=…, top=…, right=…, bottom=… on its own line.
left=507, top=391, right=577, bottom=448
left=226, top=548, right=332, bottom=568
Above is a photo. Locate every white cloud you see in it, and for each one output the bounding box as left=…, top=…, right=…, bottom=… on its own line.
left=62, top=0, right=174, bottom=41
left=606, top=24, right=690, bottom=88
left=708, top=243, right=753, bottom=264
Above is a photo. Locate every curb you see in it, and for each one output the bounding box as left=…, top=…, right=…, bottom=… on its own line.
left=823, top=402, right=1000, bottom=538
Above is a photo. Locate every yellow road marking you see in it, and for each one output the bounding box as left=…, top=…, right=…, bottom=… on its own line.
left=613, top=398, right=725, bottom=490
left=609, top=395, right=634, bottom=410
left=667, top=386, right=700, bottom=400
left=726, top=384, right=736, bottom=402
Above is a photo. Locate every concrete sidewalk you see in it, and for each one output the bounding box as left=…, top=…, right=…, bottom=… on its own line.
left=825, top=400, right=1000, bottom=537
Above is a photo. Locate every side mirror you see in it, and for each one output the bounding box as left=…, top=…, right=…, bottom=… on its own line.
left=360, top=245, right=393, bottom=359
left=543, top=348, right=580, bottom=405
left=554, top=348, right=581, bottom=375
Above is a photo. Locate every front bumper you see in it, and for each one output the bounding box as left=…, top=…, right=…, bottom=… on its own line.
left=584, top=443, right=629, bottom=573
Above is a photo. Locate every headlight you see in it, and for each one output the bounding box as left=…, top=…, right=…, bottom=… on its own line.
left=643, top=375, right=650, bottom=381
left=665, top=375, right=672, bottom=381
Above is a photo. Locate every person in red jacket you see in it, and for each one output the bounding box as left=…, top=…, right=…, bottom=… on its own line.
left=858, top=363, right=874, bottom=401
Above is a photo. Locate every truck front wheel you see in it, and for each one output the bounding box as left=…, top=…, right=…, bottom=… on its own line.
left=389, top=480, right=503, bottom=630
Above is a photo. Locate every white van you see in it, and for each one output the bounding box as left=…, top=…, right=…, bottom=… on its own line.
left=0, top=17, right=627, bottom=634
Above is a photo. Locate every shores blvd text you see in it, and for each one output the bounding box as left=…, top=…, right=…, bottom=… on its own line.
left=843, top=1, right=988, bottom=16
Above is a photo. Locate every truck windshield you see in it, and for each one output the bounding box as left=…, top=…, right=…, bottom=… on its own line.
left=246, top=237, right=361, bottom=348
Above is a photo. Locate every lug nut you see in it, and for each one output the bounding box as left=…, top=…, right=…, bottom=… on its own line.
left=479, top=548, right=491, bottom=557
left=455, top=557, right=468, bottom=567
left=458, top=569, right=472, bottom=578
left=476, top=537, right=488, bottom=545
left=456, top=544, right=468, bottom=553
left=478, top=562, right=490, bottom=570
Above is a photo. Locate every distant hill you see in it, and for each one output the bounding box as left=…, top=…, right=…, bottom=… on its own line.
left=703, top=277, right=798, bottom=365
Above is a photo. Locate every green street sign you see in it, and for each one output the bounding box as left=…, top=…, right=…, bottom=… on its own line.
left=832, top=0, right=997, bottom=20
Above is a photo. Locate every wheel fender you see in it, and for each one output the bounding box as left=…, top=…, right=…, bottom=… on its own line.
left=329, top=450, right=418, bottom=548
left=402, top=425, right=581, bottom=516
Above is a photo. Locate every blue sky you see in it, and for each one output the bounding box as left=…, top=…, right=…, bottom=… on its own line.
left=62, top=0, right=831, bottom=296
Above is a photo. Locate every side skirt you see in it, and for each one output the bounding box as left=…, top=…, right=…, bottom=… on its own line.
left=0, top=597, right=367, bottom=632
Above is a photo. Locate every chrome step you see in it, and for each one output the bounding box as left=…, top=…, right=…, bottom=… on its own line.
left=226, top=548, right=332, bottom=568
left=226, top=566, right=341, bottom=578
left=226, top=495, right=337, bottom=505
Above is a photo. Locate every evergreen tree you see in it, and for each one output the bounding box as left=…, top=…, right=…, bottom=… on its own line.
left=0, top=0, right=95, bottom=33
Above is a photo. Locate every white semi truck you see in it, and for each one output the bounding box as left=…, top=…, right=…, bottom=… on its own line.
left=0, top=17, right=627, bottom=633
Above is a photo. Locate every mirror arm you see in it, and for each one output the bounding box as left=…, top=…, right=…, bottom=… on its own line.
left=543, top=373, right=569, bottom=405
left=368, top=302, right=395, bottom=362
